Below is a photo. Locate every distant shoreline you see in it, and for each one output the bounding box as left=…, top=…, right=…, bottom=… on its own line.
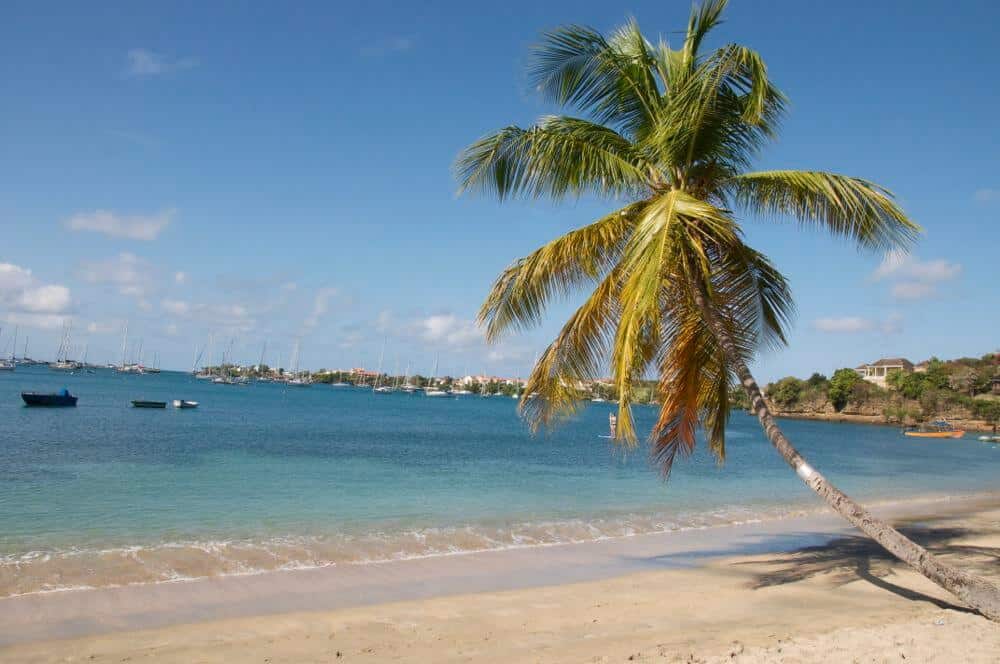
left=772, top=410, right=997, bottom=432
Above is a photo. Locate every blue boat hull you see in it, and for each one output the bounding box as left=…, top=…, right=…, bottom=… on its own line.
left=22, top=392, right=78, bottom=407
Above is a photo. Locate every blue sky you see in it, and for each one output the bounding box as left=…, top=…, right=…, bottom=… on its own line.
left=1, top=0, right=997, bottom=381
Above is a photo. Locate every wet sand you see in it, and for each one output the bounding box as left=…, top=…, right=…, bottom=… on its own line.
left=2, top=494, right=998, bottom=662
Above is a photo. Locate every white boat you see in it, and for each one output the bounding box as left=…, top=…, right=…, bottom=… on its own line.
left=331, top=382, right=350, bottom=387
left=172, top=399, right=199, bottom=409
left=372, top=338, right=393, bottom=393
left=0, top=327, right=17, bottom=371
left=978, top=435, right=1000, bottom=443
left=425, top=389, right=449, bottom=397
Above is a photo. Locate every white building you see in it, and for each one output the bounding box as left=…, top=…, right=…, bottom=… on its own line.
left=856, top=358, right=914, bottom=387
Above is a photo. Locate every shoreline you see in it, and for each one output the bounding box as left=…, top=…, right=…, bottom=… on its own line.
left=773, top=410, right=998, bottom=432
left=2, top=494, right=999, bottom=662
left=2, top=491, right=997, bottom=653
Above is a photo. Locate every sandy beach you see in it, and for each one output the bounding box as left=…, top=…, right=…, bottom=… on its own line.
left=2, top=495, right=998, bottom=663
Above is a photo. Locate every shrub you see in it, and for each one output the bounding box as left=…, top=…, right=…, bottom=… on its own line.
left=828, top=368, right=861, bottom=412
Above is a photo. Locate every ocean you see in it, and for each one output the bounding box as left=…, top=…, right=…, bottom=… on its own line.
left=1, top=365, right=997, bottom=597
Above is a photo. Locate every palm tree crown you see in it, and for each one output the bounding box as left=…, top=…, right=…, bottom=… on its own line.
left=456, top=0, right=919, bottom=474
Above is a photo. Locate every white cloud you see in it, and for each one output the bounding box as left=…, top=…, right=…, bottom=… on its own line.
left=1, top=312, right=71, bottom=330
left=871, top=250, right=961, bottom=300
left=79, top=252, right=153, bottom=298
left=419, top=314, right=482, bottom=347
left=872, top=250, right=961, bottom=283
left=174, top=271, right=187, bottom=284
left=890, top=282, right=935, bottom=300
left=0, top=263, right=73, bottom=319
left=161, top=299, right=191, bottom=316
left=813, top=317, right=874, bottom=333
left=126, top=49, right=198, bottom=77
left=86, top=321, right=118, bottom=335
left=814, top=313, right=903, bottom=335
left=65, top=209, right=174, bottom=241
left=165, top=323, right=179, bottom=336
left=18, top=285, right=71, bottom=313
left=974, top=188, right=999, bottom=203
left=304, top=287, right=339, bottom=331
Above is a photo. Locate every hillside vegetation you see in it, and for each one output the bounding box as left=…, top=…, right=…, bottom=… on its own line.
left=753, top=353, right=1000, bottom=431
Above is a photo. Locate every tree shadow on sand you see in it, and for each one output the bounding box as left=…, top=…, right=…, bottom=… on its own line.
left=739, top=524, right=1000, bottom=613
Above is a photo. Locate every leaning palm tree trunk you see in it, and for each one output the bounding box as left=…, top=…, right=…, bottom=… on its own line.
left=697, top=297, right=1000, bottom=620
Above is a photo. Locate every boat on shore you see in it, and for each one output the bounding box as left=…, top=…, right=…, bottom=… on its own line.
left=22, top=390, right=77, bottom=407
left=903, top=420, right=965, bottom=439
left=132, top=400, right=167, bottom=409
left=172, top=399, right=199, bottom=409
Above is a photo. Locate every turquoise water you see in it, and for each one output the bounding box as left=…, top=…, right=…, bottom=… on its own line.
left=1, top=365, right=997, bottom=595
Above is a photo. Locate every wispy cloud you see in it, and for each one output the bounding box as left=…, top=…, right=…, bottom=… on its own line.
left=417, top=314, right=482, bottom=347
left=303, top=287, right=340, bottom=331
left=974, top=188, right=1000, bottom=203
left=157, top=297, right=256, bottom=334
left=871, top=250, right=961, bottom=300
left=813, top=313, right=902, bottom=335
left=79, top=252, right=154, bottom=303
left=126, top=49, right=198, bottom=77
left=65, top=209, right=174, bottom=241
left=359, top=36, right=414, bottom=57
left=813, top=317, right=874, bottom=333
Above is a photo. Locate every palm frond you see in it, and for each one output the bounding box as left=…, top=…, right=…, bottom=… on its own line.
left=726, top=170, right=921, bottom=251
left=454, top=117, right=649, bottom=200
left=529, top=23, right=660, bottom=136
left=518, top=267, right=624, bottom=431
left=478, top=202, right=644, bottom=341
left=682, top=0, right=729, bottom=66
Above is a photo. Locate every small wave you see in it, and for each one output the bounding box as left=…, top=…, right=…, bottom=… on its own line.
left=2, top=490, right=995, bottom=599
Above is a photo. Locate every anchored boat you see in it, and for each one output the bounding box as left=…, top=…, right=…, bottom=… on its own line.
left=132, top=400, right=167, bottom=409
left=903, top=420, right=965, bottom=439
left=22, top=389, right=78, bottom=407
left=172, top=399, right=199, bottom=409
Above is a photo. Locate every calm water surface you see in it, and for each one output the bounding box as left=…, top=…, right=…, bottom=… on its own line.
left=1, top=366, right=997, bottom=596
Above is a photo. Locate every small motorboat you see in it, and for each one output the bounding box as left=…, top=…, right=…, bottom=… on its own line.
left=172, top=399, right=199, bottom=409
left=903, top=420, right=965, bottom=439
left=978, top=434, right=1000, bottom=443
left=132, top=400, right=167, bottom=409
left=22, top=389, right=77, bottom=407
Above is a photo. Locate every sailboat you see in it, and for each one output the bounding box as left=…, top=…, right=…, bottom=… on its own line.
left=116, top=324, right=144, bottom=374
left=50, top=321, right=82, bottom=371
left=0, top=327, right=16, bottom=371
left=194, top=335, right=214, bottom=379
left=424, top=354, right=448, bottom=397
left=286, top=339, right=311, bottom=387
left=373, top=339, right=394, bottom=393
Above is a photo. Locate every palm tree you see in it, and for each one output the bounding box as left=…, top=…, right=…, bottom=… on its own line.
left=455, top=0, right=999, bottom=620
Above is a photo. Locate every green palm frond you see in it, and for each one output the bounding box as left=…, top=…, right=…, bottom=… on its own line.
left=682, top=0, right=730, bottom=67
left=518, top=267, right=624, bottom=430
left=478, top=202, right=644, bottom=341
left=726, top=170, right=920, bottom=250
left=529, top=22, right=662, bottom=136
left=454, top=116, right=649, bottom=200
